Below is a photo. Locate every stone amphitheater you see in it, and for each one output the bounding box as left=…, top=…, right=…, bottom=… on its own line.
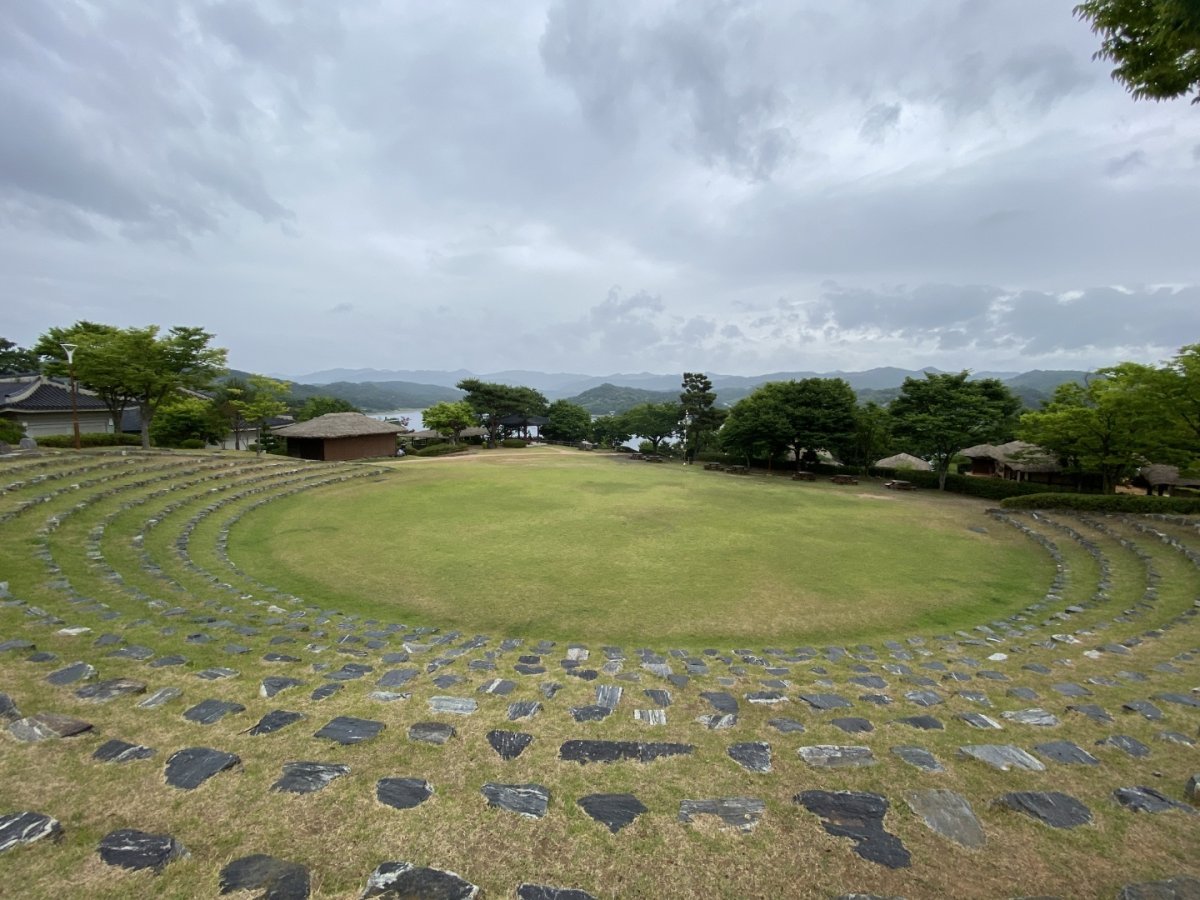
left=0, top=448, right=1197, bottom=898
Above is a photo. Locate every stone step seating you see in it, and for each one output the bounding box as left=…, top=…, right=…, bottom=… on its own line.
left=0, top=457, right=1197, bottom=895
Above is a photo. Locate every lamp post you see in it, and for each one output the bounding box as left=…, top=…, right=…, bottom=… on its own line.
left=59, top=343, right=81, bottom=451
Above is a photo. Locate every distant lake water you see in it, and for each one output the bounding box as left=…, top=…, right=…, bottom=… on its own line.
left=369, top=409, right=424, bottom=431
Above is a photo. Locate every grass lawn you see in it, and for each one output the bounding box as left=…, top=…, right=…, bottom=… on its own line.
left=229, top=447, right=1049, bottom=646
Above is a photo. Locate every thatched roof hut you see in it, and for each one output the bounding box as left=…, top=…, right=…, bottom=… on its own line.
left=875, top=452, right=932, bottom=471
left=273, top=413, right=402, bottom=461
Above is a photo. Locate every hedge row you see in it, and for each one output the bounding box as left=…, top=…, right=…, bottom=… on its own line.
left=869, top=468, right=1053, bottom=500
left=414, top=442, right=470, bottom=457
left=37, top=433, right=142, bottom=448
left=501, top=438, right=527, bottom=448
left=1001, top=493, right=1200, bottom=513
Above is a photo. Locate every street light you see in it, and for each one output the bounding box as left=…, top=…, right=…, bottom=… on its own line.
left=59, top=343, right=81, bottom=451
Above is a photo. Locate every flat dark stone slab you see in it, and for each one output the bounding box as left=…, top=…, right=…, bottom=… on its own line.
left=377, top=668, right=420, bottom=688
left=1123, top=699, right=1165, bottom=720
left=324, top=663, right=372, bottom=681
left=8, top=712, right=93, bottom=742
left=481, top=782, right=549, bottom=818
left=1116, top=876, right=1200, bottom=899
left=1154, top=692, right=1200, bottom=709
left=800, top=693, right=852, bottom=710
left=578, top=793, right=647, bottom=832
left=377, top=777, right=433, bottom=810
left=149, top=655, right=187, bottom=668
left=1051, top=682, right=1091, bottom=698
left=195, top=667, right=238, bottom=680
left=558, top=740, right=694, bottom=764
left=832, top=717, right=874, bottom=734
left=0, top=811, right=62, bottom=852
left=487, top=729, right=533, bottom=760
left=679, top=797, right=765, bottom=832
left=892, top=746, right=944, bottom=773
left=0, top=693, right=19, bottom=724
left=183, top=698, right=246, bottom=725
left=97, top=828, right=189, bottom=872
left=138, top=687, right=182, bottom=709
left=219, top=854, right=310, bottom=898
left=768, top=717, right=806, bottom=733
left=272, top=761, right=350, bottom=794
left=314, top=716, right=384, bottom=745
left=895, top=715, right=943, bottom=730
left=75, top=678, right=146, bottom=702
left=570, top=704, right=612, bottom=723
left=798, top=745, right=876, bottom=768
left=262, top=653, right=301, bottom=663
left=728, top=741, right=771, bottom=773
left=643, top=689, right=671, bottom=708
left=905, top=789, right=985, bottom=849
left=904, top=690, right=943, bottom=707
left=518, top=885, right=597, bottom=900
left=362, top=862, right=478, bottom=899
left=994, top=791, right=1092, bottom=828
left=164, top=746, right=241, bottom=790
left=46, top=661, right=96, bottom=685
left=1068, top=703, right=1113, bottom=723
left=247, top=709, right=304, bottom=736
left=1034, top=740, right=1100, bottom=766
left=311, top=683, right=342, bottom=701
left=428, top=696, right=477, bottom=715
left=261, top=676, right=304, bottom=698
left=93, top=739, right=155, bottom=763
left=795, top=790, right=911, bottom=868
left=958, top=744, right=1045, bottom=771
left=507, top=700, right=541, bottom=721
left=1098, top=735, right=1152, bottom=758
left=409, top=721, right=456, bottom=745
left=1113, top=786, right=1199, bottom=815
left=700, top=691, right=739, bottom=714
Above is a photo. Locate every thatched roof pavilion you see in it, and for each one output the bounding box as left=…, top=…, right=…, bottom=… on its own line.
left=273, top=412, right=402, bottom=461
left=875, top=452, right=932, bottom=471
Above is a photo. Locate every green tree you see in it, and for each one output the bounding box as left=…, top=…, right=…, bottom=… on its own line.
left=296, top=396, right=360, bottom=421
left=422, top=400, right=477, bottom=444
left=590, top=414, right=632, bottom=448
left=33, top=322, right=131, bottom=432
left=0, top=338, right=37, bottom=375
left=1075, top=0, right=1200, bottom=104
left=719, top=391, right=792, bottom=468
left=149, top=396, right=225, bottom=447
left=229, top=375, right=290, bottom=451
left=621, top=401, right=680, bottom=453
left=844, top=401, right=895, bottom=470
left=785, top=378, right=858, bottom=470
left=679, top=372, right=725, bottom=459
left=1019, top=365, right=1181, bottom=492
left=542, top=400, right=592, bottom=442
left=890, top=372, right=1022, bottom=489
left=0, top=418, right=24, bottom=444
left=456, top=379, right=548, bottom=448
left=1157, top=343, right=1200, bottom=454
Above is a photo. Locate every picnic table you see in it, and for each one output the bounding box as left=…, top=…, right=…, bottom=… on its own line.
left=885, top=480, right=916, bottom=491
left=829, top=474, right=859, bottom=485
left=792, top=471, right=816, bottom=481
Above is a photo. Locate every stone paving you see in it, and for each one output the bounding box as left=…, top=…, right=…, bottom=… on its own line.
left=0, top=450, right=1197, bottom=897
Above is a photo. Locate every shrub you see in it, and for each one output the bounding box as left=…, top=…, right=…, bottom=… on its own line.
left=415, top=443, right=469, bottom=457
left=868, top=468, right=1055, bottom=500
left=38, top=432, right=141, bottom=448
left=0, top=419, right=24, bottom=444
left=1001, top=493, right=1200, bottom=513
left=501, top=438, right=527, bottom=448
left=178, top=438, right=206, bottom=449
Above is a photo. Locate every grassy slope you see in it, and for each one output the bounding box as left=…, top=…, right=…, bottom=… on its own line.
left=229, top=448, right=1048, bottom=646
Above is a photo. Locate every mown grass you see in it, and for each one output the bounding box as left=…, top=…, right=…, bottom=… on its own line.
left=2, top=449, right=1198, bottom=899
left=229, top=447, right=1050, bottom=647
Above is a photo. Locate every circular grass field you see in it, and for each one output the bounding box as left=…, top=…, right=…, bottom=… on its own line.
left=229, top=447, right=1051, bottom=647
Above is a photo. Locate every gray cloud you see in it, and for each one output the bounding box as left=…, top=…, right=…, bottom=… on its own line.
left=0, top=1, right=1197, bottom=378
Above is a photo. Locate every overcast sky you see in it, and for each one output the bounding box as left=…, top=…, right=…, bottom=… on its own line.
left=3, top=1, right=1199, bottom=378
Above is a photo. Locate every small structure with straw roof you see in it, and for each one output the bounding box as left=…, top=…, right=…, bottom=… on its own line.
left=273, top=412, right=403, bottom=461
left=874, top=452, right=932, bottom=472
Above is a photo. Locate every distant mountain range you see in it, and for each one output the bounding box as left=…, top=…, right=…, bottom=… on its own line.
left=276, top=366, right=1092, bottom=413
